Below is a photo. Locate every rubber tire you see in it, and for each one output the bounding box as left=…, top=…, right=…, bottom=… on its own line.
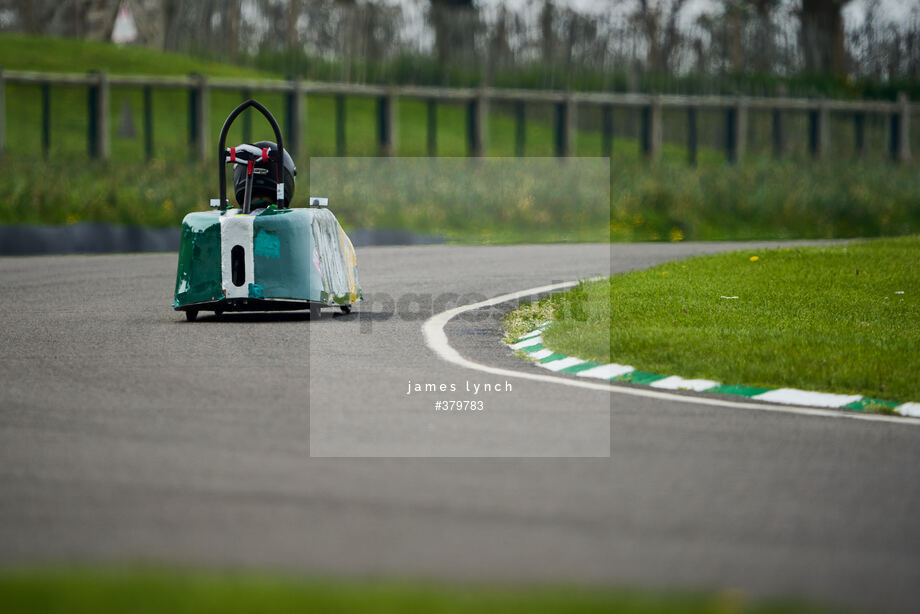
left=185, top=310, right=198, bottom=322
left=214, top=310, right=223, bottom=320
left=310, top=303, right=321, bottom=320
left=340, top=305, right=352, bottom=315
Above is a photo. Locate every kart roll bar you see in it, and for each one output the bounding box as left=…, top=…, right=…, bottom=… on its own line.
left=217, top=99, right=287, bottom=211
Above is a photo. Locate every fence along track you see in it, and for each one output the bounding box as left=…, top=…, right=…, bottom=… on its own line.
left=0, top=68, right=913, bottom=164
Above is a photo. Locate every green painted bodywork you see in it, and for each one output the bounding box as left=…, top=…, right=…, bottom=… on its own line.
left=253, top=229, right=281, bottom=259
left=174, top=206, right=361, bottom=310
left=251, top=208, right=314, bottom=300
left=174, top=214, right=222, bottom=307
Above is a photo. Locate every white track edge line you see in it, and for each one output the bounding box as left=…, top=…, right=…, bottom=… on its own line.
left=421, top=279, right=920, bottom=426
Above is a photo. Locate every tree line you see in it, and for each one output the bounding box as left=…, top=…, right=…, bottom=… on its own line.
left=2, top=0, right=919, bottom=96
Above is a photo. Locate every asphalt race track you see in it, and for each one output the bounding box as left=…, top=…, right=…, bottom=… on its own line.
left=1, top=242, right=918, bottom=613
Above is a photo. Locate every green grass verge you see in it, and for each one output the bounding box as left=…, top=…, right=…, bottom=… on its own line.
left=0, top=34, right=267, bottom=77
left=0, top=568, right=848, bottom=614
left=506, top=237, right=920, bottom=403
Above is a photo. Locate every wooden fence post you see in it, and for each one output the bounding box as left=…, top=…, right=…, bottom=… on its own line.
left=87, top=71, right=109, bottom=159
left=241, top=88, right=252, bottom=143
left=687, top=106, right=697, bottom=166
left=302, top=93, right=308, bottom=157
left=888, top=108, right=898, bottom=161
left=601, top=104, right=613, bottom=158
left=188, top=74, right=208, bottom=162
left=41, top=82, right=50, bottom=158
left=285, top=78, right=302, bottom=159
left=726, top=97, right=747, bottom=164
left=187, top=75, right=197, bottom=153
left=773, top=85, right=786, bottom=159
left=143, top=86, right=153, bottom=160
left=808, top=102, right=827, bottom=159
left=899, top=92, right=911, bottom=163
left=466, top=92, right=485, bottom=157
left=514, top=100, right=525, bottom=157
left=772, top=107, right=784, bottom=158
left=890, top=92, right=911, bottom=163
left=427, top=98, right=437, bottom=156
left=554, top=96, right=574, bottom=157
left=99, top=72, right=110, bottom=159
left=640, top=97, right=661, bottom=162
left=854, top=112, right=866, bottom=158
left=377, top=91, right=395, bottom=156
left=0, top=66, right=5, bottom=156
left=335, top=94, right=346, bottom=156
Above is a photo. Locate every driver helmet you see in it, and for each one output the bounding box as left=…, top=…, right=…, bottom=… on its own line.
left=233, top=140, right=296, bottom=207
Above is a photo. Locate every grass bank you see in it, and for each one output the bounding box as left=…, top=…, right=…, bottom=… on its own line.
left=0, top=34, right=266, bottom=76
left=506, top=237, right=920, bottom=403
left=0, top=568, right=846, bottom=614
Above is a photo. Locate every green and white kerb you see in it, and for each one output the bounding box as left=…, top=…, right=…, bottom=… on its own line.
left=506, top=322, right=920, bottom=418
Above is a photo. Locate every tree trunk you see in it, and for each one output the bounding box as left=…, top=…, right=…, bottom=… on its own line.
left=799, top=0, right=848, bottom=74
left=540, top=0, right=555, bottom=65
left=226, top=0, right=241, bottom=62
left=162, top=0, right=179, bottom=51
left=287, top=0, right=300, bottom=51
left=430, top=0, right=476, bottom=68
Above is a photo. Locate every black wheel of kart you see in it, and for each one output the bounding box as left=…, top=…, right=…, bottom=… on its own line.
left=214, top=309, right=223, bottom=319
left=310, top=303, right=321, bottom=320
left=340, top=305, right=352, bottom=315
left=185, top=310, right=198, bottom=322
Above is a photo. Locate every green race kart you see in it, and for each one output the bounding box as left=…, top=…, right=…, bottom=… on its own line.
left=173, top=99, right=361, bottom=321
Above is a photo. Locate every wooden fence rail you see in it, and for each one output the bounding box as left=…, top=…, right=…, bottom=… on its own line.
left=0, top=68, right=914, bottom=164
